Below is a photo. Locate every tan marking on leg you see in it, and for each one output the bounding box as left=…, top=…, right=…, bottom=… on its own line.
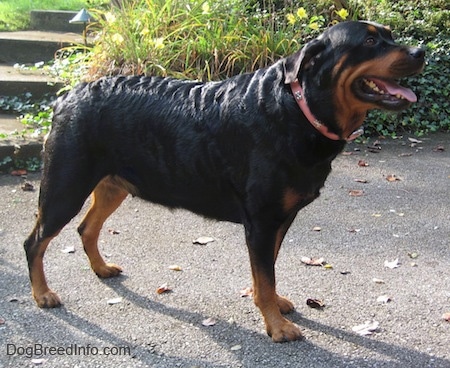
left=252, top=270, right=303, bottom=342
left=30, top=235, right=62, bottom=308
left=78, top=176, right=128, bottom=278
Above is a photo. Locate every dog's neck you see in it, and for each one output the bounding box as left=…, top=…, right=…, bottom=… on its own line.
left=290, top=80, right=363, bottom=141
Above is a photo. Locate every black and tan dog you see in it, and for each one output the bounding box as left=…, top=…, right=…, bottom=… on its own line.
left=24, top=21, right=424, bottom=342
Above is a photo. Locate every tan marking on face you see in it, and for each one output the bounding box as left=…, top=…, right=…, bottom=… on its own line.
left=332, top=54, right=349, bottom=80
left=333, top=50, right=407, bottom=138
left=367, top=24, right=377, bottom=33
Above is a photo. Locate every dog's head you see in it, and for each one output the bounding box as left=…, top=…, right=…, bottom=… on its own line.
left=284, top=21, right=425, bottom=138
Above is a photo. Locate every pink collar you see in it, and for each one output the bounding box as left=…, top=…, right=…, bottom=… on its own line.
left=290, top=80, right=363, bottom=141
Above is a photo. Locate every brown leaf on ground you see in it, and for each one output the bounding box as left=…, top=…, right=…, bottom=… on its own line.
left=358, top=160, right=369, bottom=167
left=306, top=298, right=325, bottom=309
left=21, top=182, right=35, bottom=191
left=349, top=189, right=364, bottom=197
left=156, top=284, right=172, bottom=294
left=11, top=169, right=27, bottom=176
left=240, top=287, right=253, bottom=297
left=386, top=174, right=401, bottom=182
left=168, top=264, right=182, bottom=271
left=301, top=256, right=325, bottom=266
left=433, top=145, right=445, bottom=152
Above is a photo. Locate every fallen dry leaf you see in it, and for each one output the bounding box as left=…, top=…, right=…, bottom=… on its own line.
left=354, top=178, right=368, bottom=183
left=367, top=145, right=381, bottom=153
left=168, top=264, right=182, bottom=271
left=61, top=246, right=75, bottom=254
left=377, top=295, right=391, bottom=303
left=352, top=321, right=379, bottom=336
left=156, top=284, right=172, bottom=294
left=386, top=174, right=401, bottom=182
left=202, top=317, right=217, bottom=327
left=442, top=312, right=450, bottom=322
left=21, top=182, right=34, bottom=191
left=312, top=226, right=322, bottom=231
left=408, top=252, right=419, bottom=259
left=301, top=256, right=325, bottom=266
left=358, top=160, right=369, bottom=167
left=306, top=298, right=325, bottom=309
left=11, top=169, right=27, bottom=176
left=372, top=278, right=385, bottom=284
left=323, top=263, right=333, bottom=269
left=107, top=297, right=122, bottom=305
left=408, top=137, right=422, bottom=144
left=384, top=259, right=400, bottom=269
left=349, top=189, right=364, bottom=197
left=433, top=145, right=445, bottom=152
left=240, top=287, right=253, bottom=298
left=193, top=236, right=215, bottom=245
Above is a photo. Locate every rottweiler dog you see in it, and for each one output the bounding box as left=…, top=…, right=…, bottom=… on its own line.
left=24, top=21, right=424, bottom=342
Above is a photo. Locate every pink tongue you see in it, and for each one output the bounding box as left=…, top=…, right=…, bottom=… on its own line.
left=380, top=79, right=417, bottom=102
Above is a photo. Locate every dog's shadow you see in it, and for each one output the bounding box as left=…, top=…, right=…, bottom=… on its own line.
left=46, top=274, right=450, bottom=367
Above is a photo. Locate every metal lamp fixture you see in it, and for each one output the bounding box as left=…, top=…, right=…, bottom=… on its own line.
left=69, top=8, right=92, bottom=46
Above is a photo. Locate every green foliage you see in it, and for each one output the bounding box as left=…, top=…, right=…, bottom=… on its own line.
left=87, top=0, right=337, bottom=80
left=0, top=93, right=55, bottom=136
left=349, top=0, right=450, bottom=39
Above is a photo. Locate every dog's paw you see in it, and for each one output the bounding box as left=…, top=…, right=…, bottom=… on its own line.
left=277, top=295, right=295, bottom=314
left=94, top=263, right=123, bottom=278
left=268, top=318, right=304, bottom=343
left=34, top=289, right=62, bottom=308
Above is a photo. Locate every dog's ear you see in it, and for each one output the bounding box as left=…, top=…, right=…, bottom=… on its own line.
left=283, top=38, right=326, bottom=84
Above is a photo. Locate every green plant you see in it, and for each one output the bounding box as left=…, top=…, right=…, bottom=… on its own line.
left=0, top=93, right=55, bottom=136
left=87, top=0, right=336, bottom=81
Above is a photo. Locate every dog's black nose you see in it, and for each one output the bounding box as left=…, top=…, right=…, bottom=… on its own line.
left=409, top=47, right=425, bottom=59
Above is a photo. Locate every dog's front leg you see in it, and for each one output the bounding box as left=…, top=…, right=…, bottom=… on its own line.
left=245, top=216, right=303, bottom=342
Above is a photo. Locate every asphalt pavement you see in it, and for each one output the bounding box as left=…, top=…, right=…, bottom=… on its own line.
left=0, top=133, right=449, bottom=367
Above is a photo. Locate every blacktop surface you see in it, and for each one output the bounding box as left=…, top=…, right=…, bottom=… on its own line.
left=0, top=133, right=449, bottom=367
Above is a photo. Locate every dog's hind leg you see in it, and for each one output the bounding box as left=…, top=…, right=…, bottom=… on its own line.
left=24, top=172, right=96, bottom=308
left=77, top=176, right=128, bottom=278
left=24, top=227, right=62, bottom=308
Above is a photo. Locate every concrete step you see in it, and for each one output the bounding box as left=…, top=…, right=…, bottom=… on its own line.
left=30, top=10, right=85, bottom=33
left=0, top=31, right=83, bottom=64
left=0, top=64, right=62, bottom=99
left=0, top=113, right=22, bottom=135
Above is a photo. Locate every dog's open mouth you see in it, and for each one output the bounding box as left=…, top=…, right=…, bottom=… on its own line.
left=353, top=77, right=417, bottom=110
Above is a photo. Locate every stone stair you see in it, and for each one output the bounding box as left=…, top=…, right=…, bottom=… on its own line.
left=0, top=10, right=84, bottom=170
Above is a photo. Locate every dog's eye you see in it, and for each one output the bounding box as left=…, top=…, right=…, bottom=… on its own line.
left=364, top=37, right=377, bottom=46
